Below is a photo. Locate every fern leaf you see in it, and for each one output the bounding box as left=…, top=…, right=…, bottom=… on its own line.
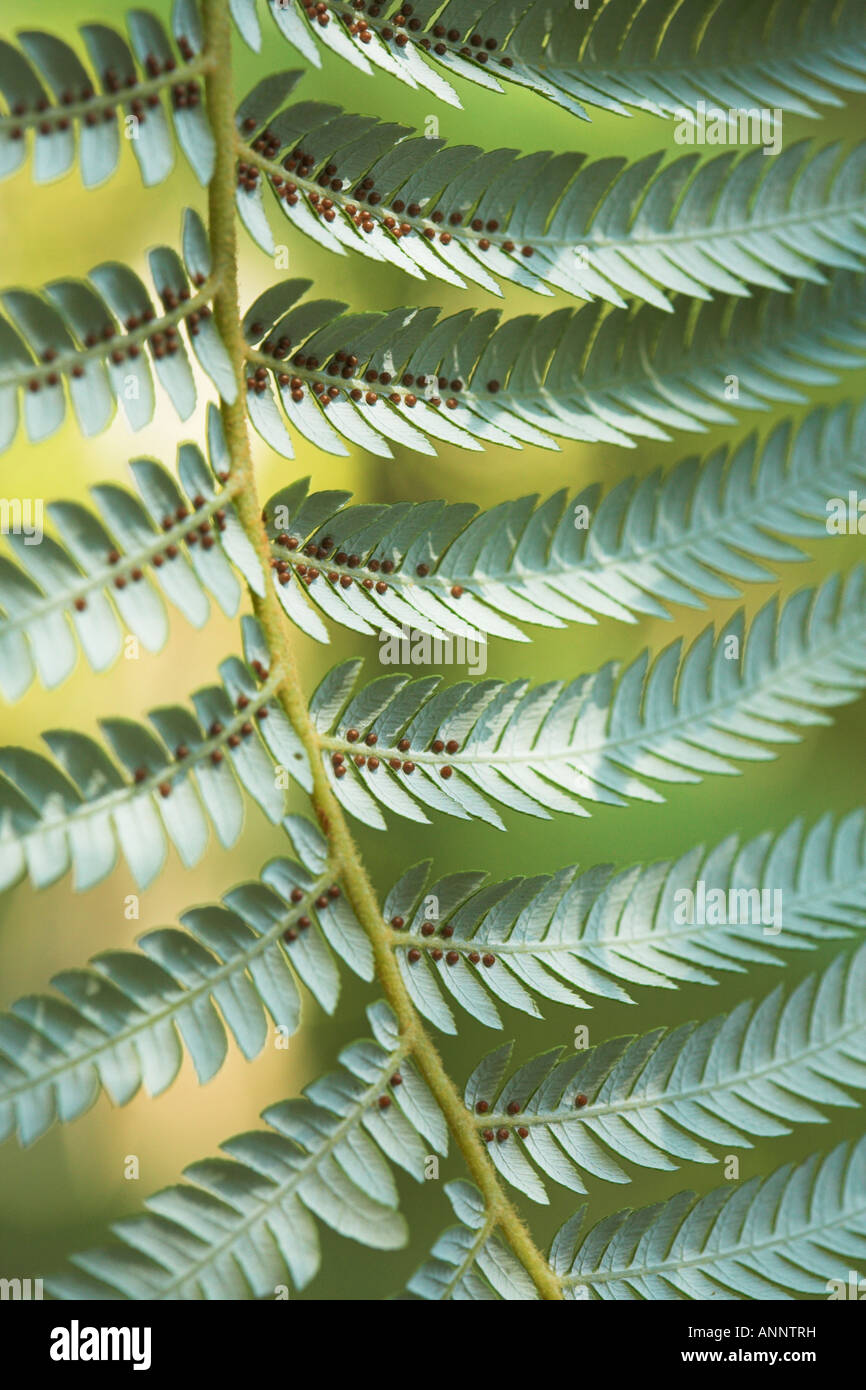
left=239, top=85, right=866, bottom=309
left=408, top=1180, right=539, bottom=1299
left=382, top=809, right=866, bottom=1035
left=233, top=0, right=866, bottom=122
left=240, top=270, right=866, bottom=458
left=309, top=569, right=866, bottom=833
left=0, top=406, right=263, bottom=701
left=554, top=1139, right=866, bottom=1299
left=0, top=620, right=310, bottom=893
left=462, top=942, right=866, bottom=1203
left=0, top=209, right=234, bottom=454
left=258, top=403, right=866, bottom=646
left=0, top=2, right=214, bottom=188
left=0, top=816, right=375, bottom=1147
left=47, top=1001, right=446, bottom=1299
left=413, top=1139, right=866, bottom=1299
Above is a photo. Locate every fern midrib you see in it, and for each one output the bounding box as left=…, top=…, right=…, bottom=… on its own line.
left=240, top=135, right=866, bottom=263
left=321, top=593, right=865, bottom=771
left=563, top=1178, right=866, bottom=1291
left=0, top=868, right=331, bottom=1110
left=153, top=1037, right=410, bottom=1299
left=0, top=481, right=243, bottom=637
left=478, top=1004, right=865, bottom=1129
left=0, top=277, right=219, bottom=389
left=203, top=0, right=563, bottom=1302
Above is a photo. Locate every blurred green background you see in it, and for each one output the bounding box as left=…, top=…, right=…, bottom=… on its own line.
left=1, top=0, right=864, bottom=1301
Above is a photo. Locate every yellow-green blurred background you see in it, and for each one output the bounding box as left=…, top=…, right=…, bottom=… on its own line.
left=0, top=0, right=864, bottom=1300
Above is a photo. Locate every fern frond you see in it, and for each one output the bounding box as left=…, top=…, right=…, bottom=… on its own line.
left=258, top=404, right=866, bottom=646
left=408, top=1180, right=539, bottom=1299
left=309, top=569, right=866, bottom=833
left=231, top=0, right=866, bottom=122
left=239, top=83, right=866, bottom=309
left=0, top=620, right=310, bottom=893
left=0, top=2, right=214, bottom=188
left=0, top=209, right=234, bottom=454
left=462, top=942, right=866, bottom=1203
left=0, top=406, right=263, bottom=701
left=380, top=809, right=866, bottom=1035
left=47, top=1001, right=446, bottom=1299
left=0, top=816, right=374, bottom=1147
left=412, top=1139, right=866, bottom=1299
left=555, top=1139, right=866, bottom=1299
left=240, top=270, right=866, bottom=458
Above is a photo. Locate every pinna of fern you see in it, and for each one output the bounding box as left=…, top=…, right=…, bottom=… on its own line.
left=0, top=815, right=375, bottom=1148
left=45, top=999, right=447, bottom=1300
left=0, top=616, right=309, bottom=894
left=460, top=941, right=866, bottom=1202
left=0, top=208, right=234, bottom=453
left=0, top=405, right=263, bottom=701
left=3, top=399, right=863, bottom=689
left=237, top=72, right=866, bottom=310
left=238, top=268, right=866, bottom=461
left=230, top=0, right=866, bottom=122
left=308, top=569, right=866, bottom=833
left=379, top=806, right=866, bottom=1031
left=254, top=400, right=866, bottom=646
left=0, top=1, right=214, bottom=187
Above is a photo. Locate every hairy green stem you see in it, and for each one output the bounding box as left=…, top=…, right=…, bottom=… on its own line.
left=201, top=0, right=562, bottom=1303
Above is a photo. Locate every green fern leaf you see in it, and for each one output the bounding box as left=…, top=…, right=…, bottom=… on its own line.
left=258, top=403, right=866, bottom=645
left=47, top=1001, right=445, bottom=1299
left=240, top=270, right=866, bottom=458
left=555, top=1139, right=866, bottom=1299
left=382, top=809, right=866, bottom=1034
left=0, top=816, right=375, bottom=1147
left=239, top=86, right=866, bottom=309
left=309, top=569, right=866, bottom=833
left=462, top=942, right=866, bottom=1203
left=408, top=1179, right=539, bottom=1299
left=0, top=209, right=234, bottom=454
left=412, top=1138, right=866, bottom=1299
left=0, top=622, right=310, bottom=893
left=0, top=405, right=263, bottom=701
left=233, top=0, right=866, bottom=122
left=0, top=3, right=214, bottom=188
